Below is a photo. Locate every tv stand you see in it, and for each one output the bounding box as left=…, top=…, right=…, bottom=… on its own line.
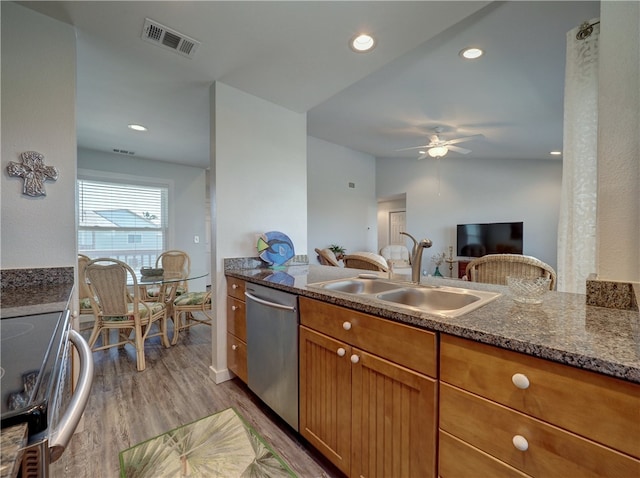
left=458, top=260, right=470, bottom=279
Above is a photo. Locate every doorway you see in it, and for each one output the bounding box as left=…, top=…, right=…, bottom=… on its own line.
left=389, top=211, right=407, bottom=245
left=377, top=194, right=407, bottom=250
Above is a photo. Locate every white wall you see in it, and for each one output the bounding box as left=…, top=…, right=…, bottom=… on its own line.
left=376, top=156, right=562, bottom=275
left=211, top=82, right=307, bottom=381
left=596, top=1, right=640, bottom=283
left=1, top=3, right=76, bottom=269
left=307, top=136, right=377, bottom=259
left=78, top=148, right=209, bottom=291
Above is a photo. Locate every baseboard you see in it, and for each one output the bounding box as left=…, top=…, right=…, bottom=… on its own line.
left=208, top=365, right=233, bottom=384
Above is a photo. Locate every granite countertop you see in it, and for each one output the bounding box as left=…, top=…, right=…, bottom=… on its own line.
left=1, top=267, right=74, bottom=319
left=226, top=263, right=640, bottom=384
left=0, top=283, right=73, bottom=319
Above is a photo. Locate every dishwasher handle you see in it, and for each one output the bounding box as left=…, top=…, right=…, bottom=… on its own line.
left=245, top=291, right=297, bottom=312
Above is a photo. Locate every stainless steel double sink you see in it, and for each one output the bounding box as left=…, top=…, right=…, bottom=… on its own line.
left=307, top=276, right=501, bottom=318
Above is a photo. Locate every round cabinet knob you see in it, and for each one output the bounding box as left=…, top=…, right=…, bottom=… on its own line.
left=350, top=354, right=360, bottom=364
left=337, top=348, right=346, bottom=357
left=512, top=435, right=529, bottom=451
left=342, top=321, right=352, bottom=331
left=231, top=305, right=238, bottom=311
left=232, top=284, right=238, bottom=289
left=231, top=344, right=238, bottom=351
left=512, top=373, right=530, bottom=390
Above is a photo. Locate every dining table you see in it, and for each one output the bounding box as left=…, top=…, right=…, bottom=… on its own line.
left=136, top=269, right=209, bottom=320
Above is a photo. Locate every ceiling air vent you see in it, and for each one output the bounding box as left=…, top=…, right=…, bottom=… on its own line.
left=141, top=18, right=200, bottom=59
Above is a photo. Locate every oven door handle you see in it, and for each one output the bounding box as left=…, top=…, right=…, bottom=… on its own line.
left=49, top=329, right=94, bottom=462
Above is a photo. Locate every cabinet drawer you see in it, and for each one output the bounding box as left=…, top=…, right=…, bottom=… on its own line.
left=440, top=334, right=640, bottom=458
left=226, top=297, right=246, bottom=341
left=226, top=332, right=247, bottom=383
left=299, top=297, right=436, bottom=377
left=227, top=277, right=246, bottom=301
left=440, top=383, right=640, bottom=478
left=439, top=430, right=529, bottom=478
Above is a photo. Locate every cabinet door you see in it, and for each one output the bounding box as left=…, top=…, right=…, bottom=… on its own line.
left=226, top=332, right=247, bottom=383
left=351, top=348, right=437, bottom=478
left=299, top=326, right=352, bottom=476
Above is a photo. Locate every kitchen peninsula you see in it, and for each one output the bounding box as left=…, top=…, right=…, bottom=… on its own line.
left=225, top=260, right=640, bottom=477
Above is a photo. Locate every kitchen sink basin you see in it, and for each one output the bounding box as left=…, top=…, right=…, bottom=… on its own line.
left=307, top=276, right=501, bottom=318
left=318, top=278, right=406, bottom=295
left=376, top=288, right=480, bottom=311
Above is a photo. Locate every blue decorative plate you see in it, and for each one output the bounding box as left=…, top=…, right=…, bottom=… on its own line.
left=257, top=231, right=295, bottom=266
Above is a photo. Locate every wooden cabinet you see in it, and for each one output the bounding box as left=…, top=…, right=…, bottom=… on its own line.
left=299, top=297, right=437, bottom=478
left=439, top=334, right=640, bottom=477
left=226, top=277, right=247, bottom=383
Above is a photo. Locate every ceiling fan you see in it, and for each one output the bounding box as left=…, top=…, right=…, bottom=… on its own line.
left=397, top=128, right=483, bottom=159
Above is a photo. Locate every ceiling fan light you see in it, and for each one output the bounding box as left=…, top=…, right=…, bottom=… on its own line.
left=128, top=123, right=148, bottom=132
left=428, top=146, right=448, bottom=158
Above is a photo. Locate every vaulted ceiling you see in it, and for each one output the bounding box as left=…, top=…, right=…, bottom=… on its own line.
left=20, top=1, right=600, bottom=168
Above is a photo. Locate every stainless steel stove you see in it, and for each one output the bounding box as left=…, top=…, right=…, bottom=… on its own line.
left=1, top=310, right=93, bottom=477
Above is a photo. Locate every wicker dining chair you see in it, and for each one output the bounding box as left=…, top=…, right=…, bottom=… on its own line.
left=141, top=249, right=191, bottom=300
left=465, top=254, right=557, bottom=290
left=343, top=252, right=390, bottom=272
left=77, top=253, right=96, bottom=332
left=85, top=258, right=170, bottom=371
left=171, top=290, right=213, bottom=345
left=315, top=248, right=341, bottom=267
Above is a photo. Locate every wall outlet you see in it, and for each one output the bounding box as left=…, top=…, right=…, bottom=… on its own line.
left=194, top=235, right=200, bottom=244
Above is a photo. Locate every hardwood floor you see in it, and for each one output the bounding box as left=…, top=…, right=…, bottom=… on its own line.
left=51, top=317, right=343, bottom=477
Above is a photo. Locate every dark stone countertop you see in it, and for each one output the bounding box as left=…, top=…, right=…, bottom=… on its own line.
left=0, top=283, right=73, bottom=319
left=226, top=263, right=640, bottom=384
left=1, top=267, right=74, bottom=318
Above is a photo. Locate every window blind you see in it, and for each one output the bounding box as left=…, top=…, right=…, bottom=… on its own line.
left=78, top=178, right=168, bottom=268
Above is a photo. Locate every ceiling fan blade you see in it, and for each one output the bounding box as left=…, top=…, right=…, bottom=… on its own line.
left=395, top=144, right=430, bottom=152
left=444, top=134, right=483, bottom=145
left=417, top=152, right=428, bottom=160
left=447, top=145, right=471, bottom=154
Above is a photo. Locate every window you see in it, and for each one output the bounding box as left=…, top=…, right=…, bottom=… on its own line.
left=78, top=177, right=168, bottom=268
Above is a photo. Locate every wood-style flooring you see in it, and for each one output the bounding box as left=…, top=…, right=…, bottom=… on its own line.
left=51, top=317, right=343, bottom=477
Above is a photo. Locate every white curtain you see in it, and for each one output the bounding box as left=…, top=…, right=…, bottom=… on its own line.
left=557, top=19, right=599, bottom=294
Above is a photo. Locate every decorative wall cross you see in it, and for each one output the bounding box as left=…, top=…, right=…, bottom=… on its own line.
left=7, top=151, right=59, bottom=197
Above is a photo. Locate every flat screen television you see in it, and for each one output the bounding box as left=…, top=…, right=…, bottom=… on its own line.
left=456, top=222, right=523, bottom=257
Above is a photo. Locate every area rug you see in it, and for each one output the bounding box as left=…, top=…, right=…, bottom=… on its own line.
left=119, top=407, right=296, bottom=477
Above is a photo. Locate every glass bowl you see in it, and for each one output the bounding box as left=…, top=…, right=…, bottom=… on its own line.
left=507, top=276, right=551, bottom=304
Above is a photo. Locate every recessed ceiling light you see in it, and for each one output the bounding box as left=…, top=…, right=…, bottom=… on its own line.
left=350, top=33, right=376, bottom=53
left=460, top=47, right=484, bottom=60
left=550, top=151, right=562, bottom=156
left=128, top=124, right=148, bottom=132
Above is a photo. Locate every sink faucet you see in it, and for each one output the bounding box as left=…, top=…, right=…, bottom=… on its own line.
left=399, top=231, right=433, bottom=283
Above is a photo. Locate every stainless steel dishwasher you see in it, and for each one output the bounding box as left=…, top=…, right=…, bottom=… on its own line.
left=244, top=282, right=299, bottom=431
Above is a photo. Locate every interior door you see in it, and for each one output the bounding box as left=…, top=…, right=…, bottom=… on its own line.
left=389, top=210, right=407, bottom=245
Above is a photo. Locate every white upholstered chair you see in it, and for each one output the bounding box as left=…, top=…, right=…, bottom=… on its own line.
left=379, top=244, right=412, bottom=275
